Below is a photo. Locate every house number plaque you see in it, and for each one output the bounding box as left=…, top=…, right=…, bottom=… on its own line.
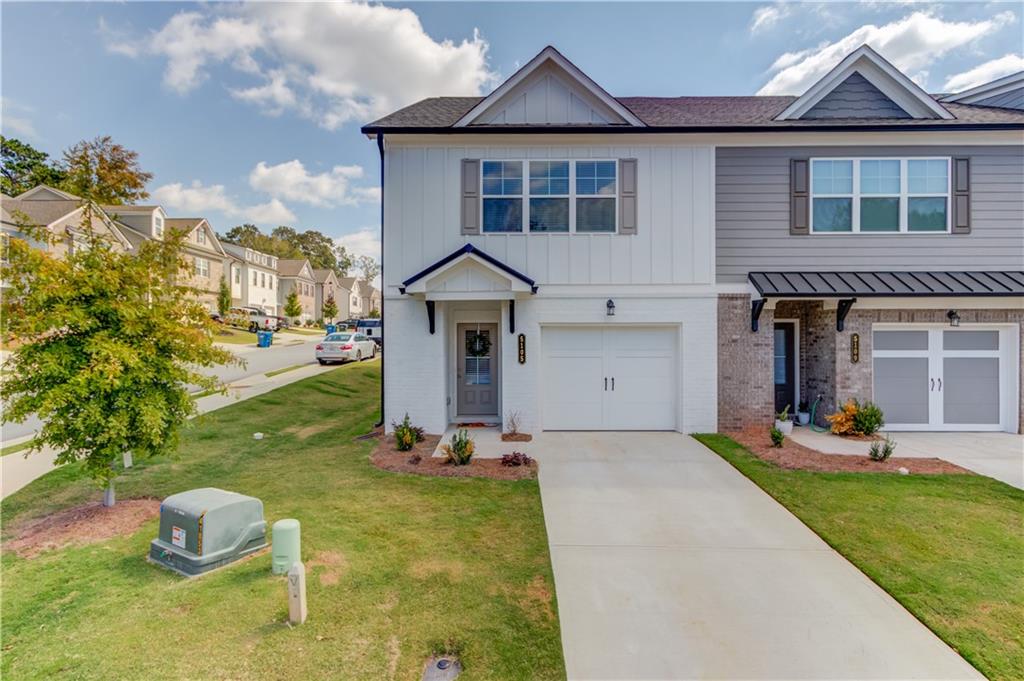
left=517, top=334, right=526, bottom=364
left=850, top=333, right=860, bottom=363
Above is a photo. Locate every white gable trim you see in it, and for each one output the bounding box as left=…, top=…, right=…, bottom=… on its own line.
left=402, top=252, right=533, bottom=298
left=941, top=71, right=1024, bottom=104
left=454, top=46, right=644, bottom=128
left=191, top=219, right=227, bottom=256
left=776, top=45, right=953, bottom=121
left=16, top=185, right=79, bottom=201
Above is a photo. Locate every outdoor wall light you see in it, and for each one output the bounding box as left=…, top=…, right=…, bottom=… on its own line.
left=606, top=299, right=616, bottom=316
left=947, top=310, right=961, bottom=327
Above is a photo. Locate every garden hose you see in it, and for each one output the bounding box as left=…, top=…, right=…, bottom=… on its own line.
left=808, top=395, right=829, bottom=432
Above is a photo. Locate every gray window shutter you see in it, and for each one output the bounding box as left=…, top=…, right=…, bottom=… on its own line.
left=952, top=157, right=970, bottom=234
left=790, top=158, right=809, bottom=235
left=619, top=158, right=638, bottom=235
left=461, top=159, right=480, bottom=235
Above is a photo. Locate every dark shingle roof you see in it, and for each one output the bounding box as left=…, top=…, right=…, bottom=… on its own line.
left=750, top=271, right=1024, bottom=297
left=363, top=95, right=1024, bottom=132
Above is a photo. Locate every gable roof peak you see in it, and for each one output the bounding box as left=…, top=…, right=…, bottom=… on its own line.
left=776, top=43, right=953, bottom=121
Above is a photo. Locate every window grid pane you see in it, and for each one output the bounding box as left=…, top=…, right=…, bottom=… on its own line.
left=812, top=198, right=852, bottom=232
left=860, top=197, right=900, bottom=232
left=576, top=198, right=616, bottom=232
left=812, top=160, right=853, bottom=194
left=482, top=161, right=522, bottom=196
left=860, top=160, right=900, bottom=195
left=529, top=198, right=569, bottom=232
left=529, top=161, right=569, bottom=196
left=908, top=159, right=948, bottom=194
left=576, top=160, right=616, bottom=196
left=908, top=197, right=947, bottom=231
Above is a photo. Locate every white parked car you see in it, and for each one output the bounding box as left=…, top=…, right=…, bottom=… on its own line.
left=315, top=332, right=377, bottom=365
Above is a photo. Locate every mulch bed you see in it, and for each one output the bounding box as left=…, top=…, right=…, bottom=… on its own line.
left=501, top=433, right=533, bottom=442
left=730, top=428, right=970, bottom=475
left=369, top=433, right=537, bottom=481
left=7, top=498, right=161, bottom=559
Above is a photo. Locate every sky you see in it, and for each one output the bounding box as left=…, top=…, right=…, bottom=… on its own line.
left=2, top=1, right=1022, bottom=262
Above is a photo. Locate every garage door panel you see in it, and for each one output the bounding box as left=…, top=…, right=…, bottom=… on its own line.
left=943, top=357, right=1000, bottom=425
left=543, top=355, right=605, bottom=430
left=874, top=357, right=930, bottom=425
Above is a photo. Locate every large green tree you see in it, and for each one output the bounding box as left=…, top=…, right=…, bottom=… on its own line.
left=217, top=276, right=232, bottom=316
left=356, top=254, right=381, bottom=284
left=0, top=209, right=237, bottom=505
left=0, top=136, right=66, bottom=196
left=60, top=135, right=153, bottom=205
left=221, top=224, right=352, bottom=276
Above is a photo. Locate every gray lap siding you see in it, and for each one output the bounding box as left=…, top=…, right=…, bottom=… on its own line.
left=715, top=145, right=1024, bottom=284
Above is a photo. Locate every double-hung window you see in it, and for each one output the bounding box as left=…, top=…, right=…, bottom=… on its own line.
left=481, top=160, right=618, bottom=233
left=810, top=157, right=950, bottom=233
left=482, top=161, right=523, bottom=233
left=194, top=256, right=209, bottom=277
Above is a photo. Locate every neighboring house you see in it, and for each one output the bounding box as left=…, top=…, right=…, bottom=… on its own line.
left=167, top=218, right=227, bottom=313
left=339, top=276, right=369, bottom=319
left=102, top=203, right=168, bottom=244
left=363, top=45, right=1023, bottom=437
left=2, top=185, right=132, bottom=258
left=222, top=243, right=280, bottom=315
left=367, top=286, right=382, bottom=316
left=277, top=259, right=316, bottom=322
left=312, top=268, right=342, bottom=321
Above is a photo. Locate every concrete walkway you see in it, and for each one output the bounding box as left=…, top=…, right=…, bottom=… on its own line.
left=533, top=431, right=982, bottom=680
left=790, top=429, right=1024, bottom=490
left=1, top=358, right=378, bottom=499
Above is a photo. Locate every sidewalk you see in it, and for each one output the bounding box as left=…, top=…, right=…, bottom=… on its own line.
left=1, top=358, right=376, bottom=499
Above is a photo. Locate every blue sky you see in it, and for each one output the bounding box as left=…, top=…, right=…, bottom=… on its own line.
left=3, top=1, right=1022, bottom=259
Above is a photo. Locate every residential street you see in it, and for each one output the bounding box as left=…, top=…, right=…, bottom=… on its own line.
left=1, top=333, right=359, bottom=499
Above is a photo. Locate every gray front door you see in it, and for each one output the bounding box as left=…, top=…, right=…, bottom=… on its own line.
left=457, top=323, right=498, bottom=416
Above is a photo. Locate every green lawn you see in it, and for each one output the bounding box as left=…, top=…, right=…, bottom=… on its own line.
left=211, top=327, right=259, bottom=345
left=264, top=363, right=307, bottom=378
left=282, top=327, right=326, bottom=337
left=1, top=438, right=36, bottom=457
left=695, top=433, right=1024, bottom=681
left=1, top=363, right=564, bottom=680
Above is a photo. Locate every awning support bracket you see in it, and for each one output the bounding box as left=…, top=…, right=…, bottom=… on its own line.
left=425, top=300, right=436, bottom=334
left=751, top=298, right=766, bottom=332
left=508, top=300, right=515, bottom=334
left=836, top=297, right=856, bottom=332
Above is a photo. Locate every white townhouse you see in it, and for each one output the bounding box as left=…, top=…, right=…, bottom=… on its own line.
left=222, top=242, right=280, bottom=316
left=363, top=46, right=1024, bottom=437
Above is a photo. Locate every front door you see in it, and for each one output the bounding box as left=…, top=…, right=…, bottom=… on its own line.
left=774, top=322, right=796, bottom=414
left=457, top=323, right=499, bottom=416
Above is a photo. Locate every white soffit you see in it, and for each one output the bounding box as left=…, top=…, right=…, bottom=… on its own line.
left=776, top=44, right=954, bottom=121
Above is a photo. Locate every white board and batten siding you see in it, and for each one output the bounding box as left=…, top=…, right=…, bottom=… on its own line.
left=384, top=143, right=716, bottom=293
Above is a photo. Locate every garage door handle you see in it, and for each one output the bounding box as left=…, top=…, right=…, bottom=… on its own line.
left=604, top=377, right=608, bottom=391
left=937, top=378, right=942, bottom=392
left=930, top=378, right=934, bottom=391
left=611, top=377, right=615, bottom=391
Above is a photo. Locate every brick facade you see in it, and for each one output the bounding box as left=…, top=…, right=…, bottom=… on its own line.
left=719, top=295, right=1024, bottom=433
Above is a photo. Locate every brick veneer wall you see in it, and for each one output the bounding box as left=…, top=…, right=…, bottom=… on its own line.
left=718, top=295, right=774, bottom=431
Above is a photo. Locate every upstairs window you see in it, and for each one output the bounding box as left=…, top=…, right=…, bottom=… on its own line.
left=154, top=216, right=164, bottom=239
left=196, top=228, right=206, bottom=244
left=234, top=267, right=240, bottom=284
left=481, top=160, right=619, bottom=233
left=810, top=157, right=949, bottom=233
left=193, top=256, right=209, bottom=278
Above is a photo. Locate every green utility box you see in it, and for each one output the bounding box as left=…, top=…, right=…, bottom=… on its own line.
left=149, top=488, right=267, bottom=577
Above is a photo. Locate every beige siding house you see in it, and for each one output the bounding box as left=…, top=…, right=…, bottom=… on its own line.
left=278, top=259, right=316, bottom=323
left=2, top=185, right=132, bottom=257
left=167, top=218, right=227, bottom=313
left=339, top=277, right=369, bottom=319
left=312, top=268, right=342, bottom=322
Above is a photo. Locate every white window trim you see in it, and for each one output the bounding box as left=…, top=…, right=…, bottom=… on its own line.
left=480, top=159, right=619, bottom=235
left=194, top=256, right=210, bottom=278
left=809, top=157, right=951, bottom=234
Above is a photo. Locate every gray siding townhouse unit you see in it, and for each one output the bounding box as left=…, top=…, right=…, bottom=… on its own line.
left=362, top=45, right=1024, bottom=436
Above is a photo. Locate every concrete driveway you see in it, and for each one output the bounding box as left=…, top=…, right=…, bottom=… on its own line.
left=534, top=431, right=982, bottom=680
left=790, top=429, right=1024, bottom=490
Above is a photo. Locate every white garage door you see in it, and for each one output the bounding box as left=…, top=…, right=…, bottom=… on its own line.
left=542, top=326, right=677, bottom=430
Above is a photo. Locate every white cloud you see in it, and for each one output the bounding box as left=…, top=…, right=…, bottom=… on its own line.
left=248, top=160, right=376, bottom=207
left=751, top=3, right=793, bottom=33
left=1, top=98, right=38, bottom=139
left=758, top=11, right=1016, bottom=95
left=335, top=228, right=380, bottom=262
left=943, top=53, right=1024, bottom=92
left=152, top=180, right=296, bottom=225
left=109, top=2, right=496, bottom=129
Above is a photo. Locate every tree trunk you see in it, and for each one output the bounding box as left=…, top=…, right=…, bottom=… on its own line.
left=103, top=479, right=116, bottom=507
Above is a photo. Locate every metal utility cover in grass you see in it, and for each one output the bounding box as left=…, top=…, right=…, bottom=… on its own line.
left=149, top=488, right=268, bottom=577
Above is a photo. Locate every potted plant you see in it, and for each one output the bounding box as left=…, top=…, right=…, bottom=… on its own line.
left=775, top=404, right=793, bottom=435
left=796, top=400, right=810, bottom=426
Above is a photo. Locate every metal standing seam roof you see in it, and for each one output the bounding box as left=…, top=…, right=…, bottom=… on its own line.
left=749, top=271, right=1024, bottom=297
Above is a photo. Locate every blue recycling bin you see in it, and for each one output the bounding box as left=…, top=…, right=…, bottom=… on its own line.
left=257, top=330, right=273, bottom=348
left=325, top=324, right=336, bottom=335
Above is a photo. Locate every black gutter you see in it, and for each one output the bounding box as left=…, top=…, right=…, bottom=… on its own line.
left=362, top=122, right=1024, bottom=135
left=375, top=132, right=385, bottom=429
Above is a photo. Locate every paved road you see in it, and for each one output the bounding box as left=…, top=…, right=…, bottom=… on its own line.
left=533, top=431, right=982, bottom=680
left=1, top=332, right=324, bottom=442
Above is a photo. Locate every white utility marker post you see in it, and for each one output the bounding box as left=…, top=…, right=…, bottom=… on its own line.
left=288, top=561, right=307, bottom=625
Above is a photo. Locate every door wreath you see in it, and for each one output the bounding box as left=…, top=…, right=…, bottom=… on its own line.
left=466, top=330, right=491, bottom=357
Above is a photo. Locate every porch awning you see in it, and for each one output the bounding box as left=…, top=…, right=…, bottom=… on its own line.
left=399, top=243, right=538, bottom=298
left=749, top=271, right=1024, bottom=298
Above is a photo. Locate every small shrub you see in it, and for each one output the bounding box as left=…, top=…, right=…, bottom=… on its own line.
left=407, top=453, right=422, bottom=465
left=769, top=426, right=784, bottom=447
left=392, top=413, right=424, bottom=452
left=441, top=429, right=474, bottom=465
left=827, top=399, right=885, bottom=436
left=501, top=451, right=533, bottom=467
left=868, top=436, right=896, bottom=462
left=798, top=400, right=809, bottom=413
left=505, top=410, right=521, bottom=436
left=776, top=404, right=790, bottom=422
left=853, top=401, right=885, bottom=435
